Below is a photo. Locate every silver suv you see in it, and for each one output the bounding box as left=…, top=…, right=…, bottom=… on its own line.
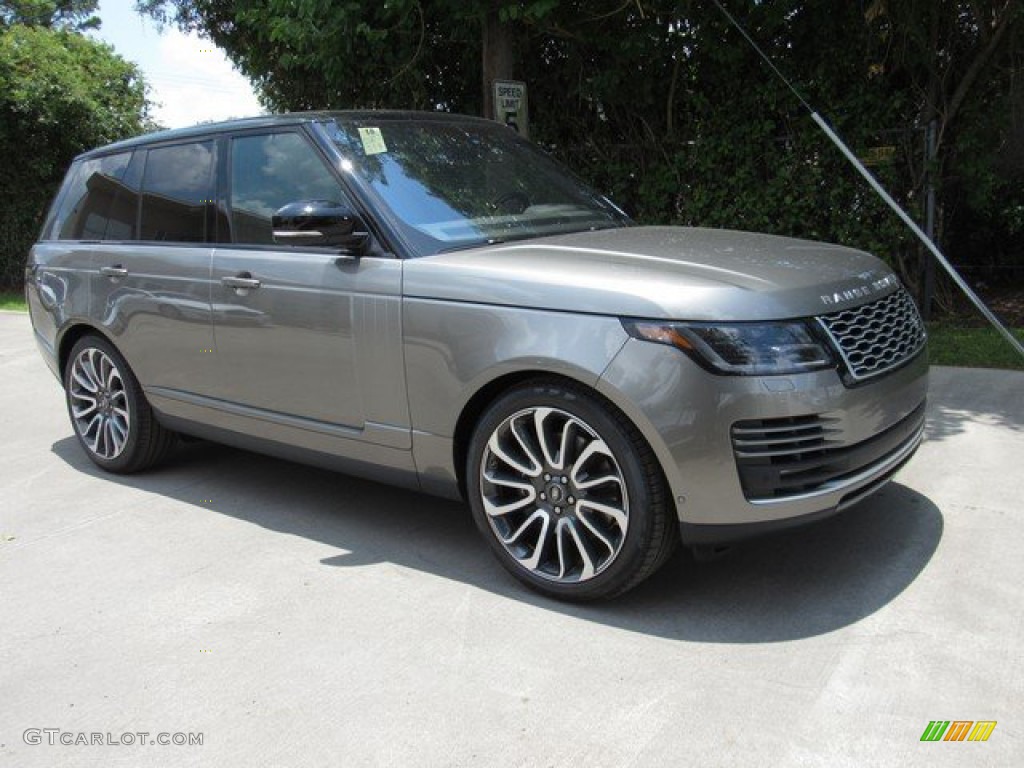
left=26, top=112, right=928, bottom=600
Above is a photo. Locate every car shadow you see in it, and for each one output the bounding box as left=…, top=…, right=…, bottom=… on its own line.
left=51, top=436, right=943, bottom=644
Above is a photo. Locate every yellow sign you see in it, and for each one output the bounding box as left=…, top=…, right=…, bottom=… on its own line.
left=860, top=145, right=897, bottom=167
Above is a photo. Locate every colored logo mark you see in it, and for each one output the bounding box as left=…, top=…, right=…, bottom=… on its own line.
left=920, top=720, right=997, bottom=742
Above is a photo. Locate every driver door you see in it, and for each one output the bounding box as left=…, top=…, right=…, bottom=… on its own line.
left=209, top=129, right=408, bottom=450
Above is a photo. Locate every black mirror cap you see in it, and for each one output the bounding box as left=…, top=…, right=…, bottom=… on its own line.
left=271, top=200, right=369, bottom=253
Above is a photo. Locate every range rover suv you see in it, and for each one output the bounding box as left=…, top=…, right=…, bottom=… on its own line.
left=26, top=111, right=928, bottom=600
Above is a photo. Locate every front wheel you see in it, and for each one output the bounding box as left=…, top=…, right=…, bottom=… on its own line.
left=64, top=334, right=175, bottom=473
left=466, top=380, right=678, bottom=601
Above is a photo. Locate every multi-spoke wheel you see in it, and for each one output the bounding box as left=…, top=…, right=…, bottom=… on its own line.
left=63, top=335, right=175, bottom=473
left=467, top=380, right=678, bottom=600
left=68, top=345, right=130, bottom=460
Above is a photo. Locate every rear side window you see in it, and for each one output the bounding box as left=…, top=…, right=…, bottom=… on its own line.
left=105, top=151, right=144, bottom=240
left=140, top=141, right=216, bottom=243
left=229, top=132, right=343, bottom=245
left=51, top=152, right=135, bottom=240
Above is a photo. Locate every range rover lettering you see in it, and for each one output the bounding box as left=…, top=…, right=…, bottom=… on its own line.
left=26, top=112, right=928, bottom=600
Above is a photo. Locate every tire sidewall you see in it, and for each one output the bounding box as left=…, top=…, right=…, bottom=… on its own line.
left=466, top=381, right=659, bottom=601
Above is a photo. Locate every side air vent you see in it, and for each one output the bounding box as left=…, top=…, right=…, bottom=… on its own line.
left=732, top=403, right=926, bottom=501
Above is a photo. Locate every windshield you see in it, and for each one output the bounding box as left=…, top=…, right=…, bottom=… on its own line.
left=320, top=116, right=629, bottom=256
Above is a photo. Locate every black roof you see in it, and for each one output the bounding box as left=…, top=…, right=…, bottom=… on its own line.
left=78, top=110, right=494, bottom=159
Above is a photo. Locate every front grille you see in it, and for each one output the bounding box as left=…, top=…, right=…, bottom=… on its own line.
left=732, top=402, right=926, bottom=501
left=817, top=289, right=926, bottom=382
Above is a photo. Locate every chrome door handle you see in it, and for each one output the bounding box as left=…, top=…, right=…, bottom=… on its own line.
left=221, top=274, right=261, bottom=290
left=100, top=265, right=128, bottom=277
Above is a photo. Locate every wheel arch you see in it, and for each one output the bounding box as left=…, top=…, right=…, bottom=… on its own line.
left=453, top=371, right=564, bottom=499
left=451, top=369, right=673, bottom=512
left=57, top=322, right=115, bottom=381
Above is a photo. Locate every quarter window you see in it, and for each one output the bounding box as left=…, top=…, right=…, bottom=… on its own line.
left=140, top=141, right=216, bottom=243
left=52, top=152, right=135, bottom=240
left=229, top=132, right=343, bottom=245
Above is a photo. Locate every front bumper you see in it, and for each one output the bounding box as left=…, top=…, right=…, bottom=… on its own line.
left=596, top=338, right=929, bottom=544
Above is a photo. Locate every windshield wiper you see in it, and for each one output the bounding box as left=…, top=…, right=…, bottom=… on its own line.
left=438, top=238, right=505, bottom=254
left=436, top=221, right=626, bottom=254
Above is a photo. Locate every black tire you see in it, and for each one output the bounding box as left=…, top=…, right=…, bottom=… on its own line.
left=466, top=379, right=678, bottom=601
left=63, top=334, right=175, bottom=473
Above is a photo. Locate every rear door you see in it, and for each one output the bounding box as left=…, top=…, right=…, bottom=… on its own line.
left=58, top=143, right=218, bottom=397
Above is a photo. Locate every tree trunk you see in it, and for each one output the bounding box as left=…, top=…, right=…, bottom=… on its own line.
left=482, top=5, right=515, bottom=120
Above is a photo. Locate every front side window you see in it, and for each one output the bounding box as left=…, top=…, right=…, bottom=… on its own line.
left=140, top=141, right=216, bottom=243
left=229, top=132, right=344, bottom=245
left=322, top=117, right=628, bottom=256
left=52, top=152, right=135, bottom=240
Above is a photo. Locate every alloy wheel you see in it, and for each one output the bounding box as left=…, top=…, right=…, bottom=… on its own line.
left=68, top=347, right=131, bottom=460
left=479, top=406, right=629, bottom=583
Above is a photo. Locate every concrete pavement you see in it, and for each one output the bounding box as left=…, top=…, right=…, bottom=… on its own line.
left=0, top=310, right=1021, bottom=767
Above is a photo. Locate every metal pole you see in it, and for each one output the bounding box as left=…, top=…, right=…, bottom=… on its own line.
left=922, top=120, right=938, bottom=321
left=813, top=112, right=1024, bottom=358
left=709, top=0, right=1023, bottom=360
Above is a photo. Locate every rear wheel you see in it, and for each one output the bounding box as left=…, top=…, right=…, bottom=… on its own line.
left=64, top=335, right=175, bottom=473
left=466, top=379, right=677, bottom=601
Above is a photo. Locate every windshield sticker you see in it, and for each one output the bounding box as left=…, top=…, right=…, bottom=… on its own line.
left=358, top=127, right=388, bottom=156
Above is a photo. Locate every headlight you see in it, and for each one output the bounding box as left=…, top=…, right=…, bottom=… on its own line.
left=622, top=319, right=835, bottom=375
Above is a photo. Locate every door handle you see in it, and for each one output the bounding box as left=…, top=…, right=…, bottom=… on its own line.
left=221, top=273, right=261, bottom=290
left=100, top=265, right=128, bottom=277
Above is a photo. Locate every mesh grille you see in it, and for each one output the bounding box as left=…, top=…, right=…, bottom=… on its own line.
left=817, top=289, right=926, bottom=381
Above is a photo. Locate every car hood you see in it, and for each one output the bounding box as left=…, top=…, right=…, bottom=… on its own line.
left=401, top=226, right=901, bottom=321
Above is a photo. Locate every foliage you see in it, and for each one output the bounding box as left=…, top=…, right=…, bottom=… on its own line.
left=0, top=23, right=148, bottom=285
left=136, top=2, right=1022, bottom=302
left=0, top=1, right=100, bottom=31
left=137, top=0, right=484, bottom=112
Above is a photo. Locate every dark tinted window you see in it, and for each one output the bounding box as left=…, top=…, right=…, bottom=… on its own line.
left=229, top=132, right=342, bottom=245
left=105, top=150, right=144, bottom=240
left=140, top=141, right=215, bottom=242
left=52, top=152, right=134, bottom=240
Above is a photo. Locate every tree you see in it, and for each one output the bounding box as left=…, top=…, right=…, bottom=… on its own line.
left=139, top=1, right=1023, bottom=302
left=0, top=23, right=149, bottom=285
left=863, top=0, right=1024, bottom=307
left=138, top=0, right=484, bottom=111
left=0, top=1, right=100, bottom=31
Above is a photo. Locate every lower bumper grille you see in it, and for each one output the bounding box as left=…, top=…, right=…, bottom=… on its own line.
left=732, top=402, right=926, bottom=501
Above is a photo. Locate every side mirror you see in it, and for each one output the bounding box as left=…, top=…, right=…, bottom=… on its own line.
left=271, top=200, right=369, bottom=253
